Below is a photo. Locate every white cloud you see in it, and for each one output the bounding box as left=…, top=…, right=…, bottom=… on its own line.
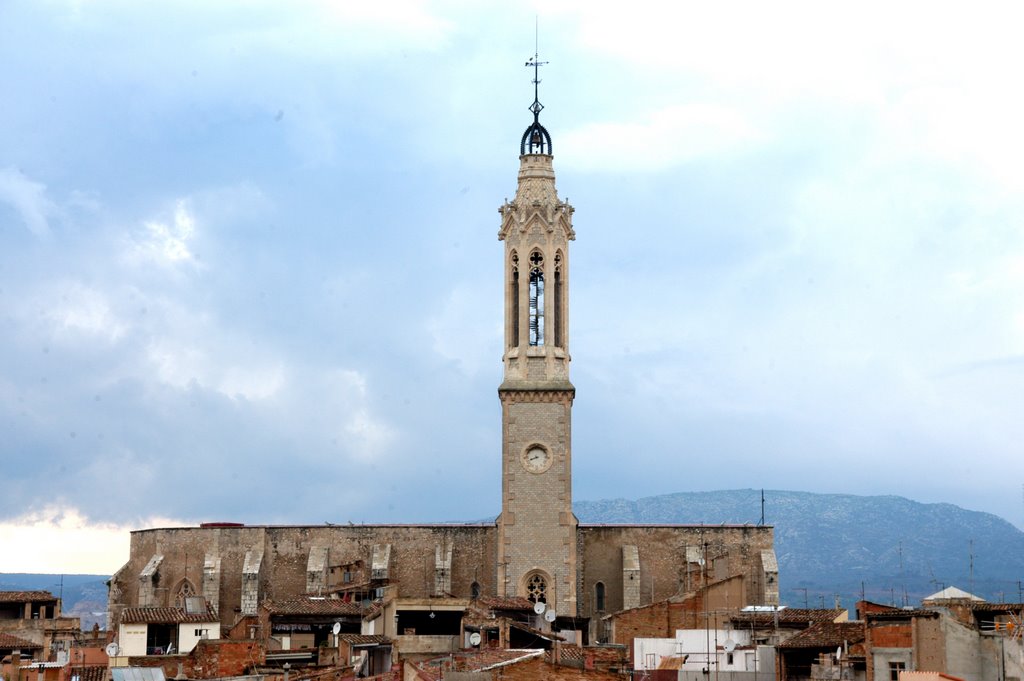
left=219, top=363, right=287, bottom=401
left=0, top=167, right=56, bottom=236
left=145, top=336, right=208, bottom=390
left=145, top=329, right=290, bottom=403
left=561, top=104, right=761, bottom=172
left=0, top=506, right=185, bottom=574
left=127, top=200, right=200, bottom=267
left=426, top=285, right=500, bottom=376
left=44, top=282, right=127, bottom=342
left=320, top=369, right=394, bottom=463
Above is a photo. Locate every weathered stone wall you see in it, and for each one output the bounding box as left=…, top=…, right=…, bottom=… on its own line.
left=109, top=524, right=498, bottom=629
left=578, top=525, right=774, bottom=618
left=110, top=522, right=774, bottom=633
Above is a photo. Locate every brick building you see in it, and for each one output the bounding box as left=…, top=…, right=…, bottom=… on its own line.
left=108, top=67, right=779, bottom=665
left=0, top=591, right=81, bottom=663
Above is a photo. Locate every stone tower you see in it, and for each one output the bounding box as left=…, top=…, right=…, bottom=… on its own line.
left=495, top=62, right=578, bottom=617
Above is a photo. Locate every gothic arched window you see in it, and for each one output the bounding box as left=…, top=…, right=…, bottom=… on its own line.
left=553, top=251, right=563, bottom=347
left=510, top=252, right=520, bottom=348
left=595, top=582, right=606, bottom=612
left=471, top=581, right=481, bottom=599
left=173, top=580, right=196, bottom=608
left=528, top=251, right=544, bottom=346
left=526, top=573, right=547, bottom=604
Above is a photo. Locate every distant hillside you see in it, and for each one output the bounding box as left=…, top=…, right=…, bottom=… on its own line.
left=0, top=574, right=108, bottom=630
left=574, top=489, right=1024, bottom=608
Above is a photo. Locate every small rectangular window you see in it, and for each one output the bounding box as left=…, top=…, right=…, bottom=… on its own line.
left=889, top=661, right=906, bottom=681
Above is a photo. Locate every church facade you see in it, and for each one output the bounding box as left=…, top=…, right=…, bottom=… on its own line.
left=108, top=82, right=778, bottom=657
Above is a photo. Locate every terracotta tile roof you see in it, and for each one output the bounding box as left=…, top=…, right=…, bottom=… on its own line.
left=971, top=603, right=1024, bottom=612
left=779, top=622, right=865, bottom=649
left=731, top=608, right=844, bottom=627
left=71, top=666, right=107, bottom=681
left=477, top=596, right=534, bottom=611
left=866, top=609, right=939, bottom=620
left=462, top=649, right=543, bottom=671
left=328, top=581, right=373, bottom=594
left=120, top=606, right=218, bottom=624
left=338, top=634, right=389, bottom=646
left=267, top=597, right=362, bottom=616
left=362, top=601, right=384, bottom=621
left=0, top=591, right=56, bottom=603
left=416, top=648, right=543, bottom=679
left=556, top=645, right=627, bottom=664
left=0, top=633, right=43, bottom=649
left=587, top=646, right=630, bottom=663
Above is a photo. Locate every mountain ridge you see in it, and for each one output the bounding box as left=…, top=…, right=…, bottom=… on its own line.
left=574, top=489, right=1024, bottom=607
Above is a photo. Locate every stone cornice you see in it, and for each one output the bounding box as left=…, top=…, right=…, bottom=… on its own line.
left=497, top=382, right=575, bottom=403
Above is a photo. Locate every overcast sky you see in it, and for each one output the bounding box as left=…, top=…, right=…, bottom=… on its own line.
left=2, top=1, right=1023, bottom=574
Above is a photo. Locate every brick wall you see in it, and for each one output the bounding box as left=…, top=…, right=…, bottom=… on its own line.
left=189, top=639, right=264, bottom=677
left=481, top=657, right=623, bottom=680
left=868, top=622, right=913, bottom=648
left=126, top=640, right=263, bottom=679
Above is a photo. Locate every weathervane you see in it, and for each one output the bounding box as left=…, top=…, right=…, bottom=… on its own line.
left=520, top=20, right=552, bottom=155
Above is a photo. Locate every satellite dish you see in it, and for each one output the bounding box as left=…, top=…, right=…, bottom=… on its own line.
left=533, top=601, right=546, bottom=615
left=332, top=622, right=341, bottom=636
left=469, top=632, right=481, bottom=647
left=836, top=646, right=842, bottom=660
left=105, top=643, right=119, bottom=657
left=723, top=639, right=736, bottom=653
left=544, top=609, right=557, bottom=623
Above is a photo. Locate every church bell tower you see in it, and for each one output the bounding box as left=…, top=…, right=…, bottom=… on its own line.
left=496, top=53, right=578, bottom=617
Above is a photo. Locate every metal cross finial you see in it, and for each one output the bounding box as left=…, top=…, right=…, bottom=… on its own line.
left=525, top=20, right=547, bottom=123
left=519, top=19, right=553, bottom=155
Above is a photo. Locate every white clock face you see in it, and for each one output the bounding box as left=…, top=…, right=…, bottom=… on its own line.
left=521, top=445, right=552, bottom=473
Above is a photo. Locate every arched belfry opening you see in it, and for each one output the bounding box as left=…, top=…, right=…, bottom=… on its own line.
left=509, top=251, right=520, bottom=348
left=554, top=250, right=564, bottom=348
left=520, top=52, right=552, bottom=155
left=521, top=120, right=551, bottom=155
left=528, top=250, right=545, bottom=346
